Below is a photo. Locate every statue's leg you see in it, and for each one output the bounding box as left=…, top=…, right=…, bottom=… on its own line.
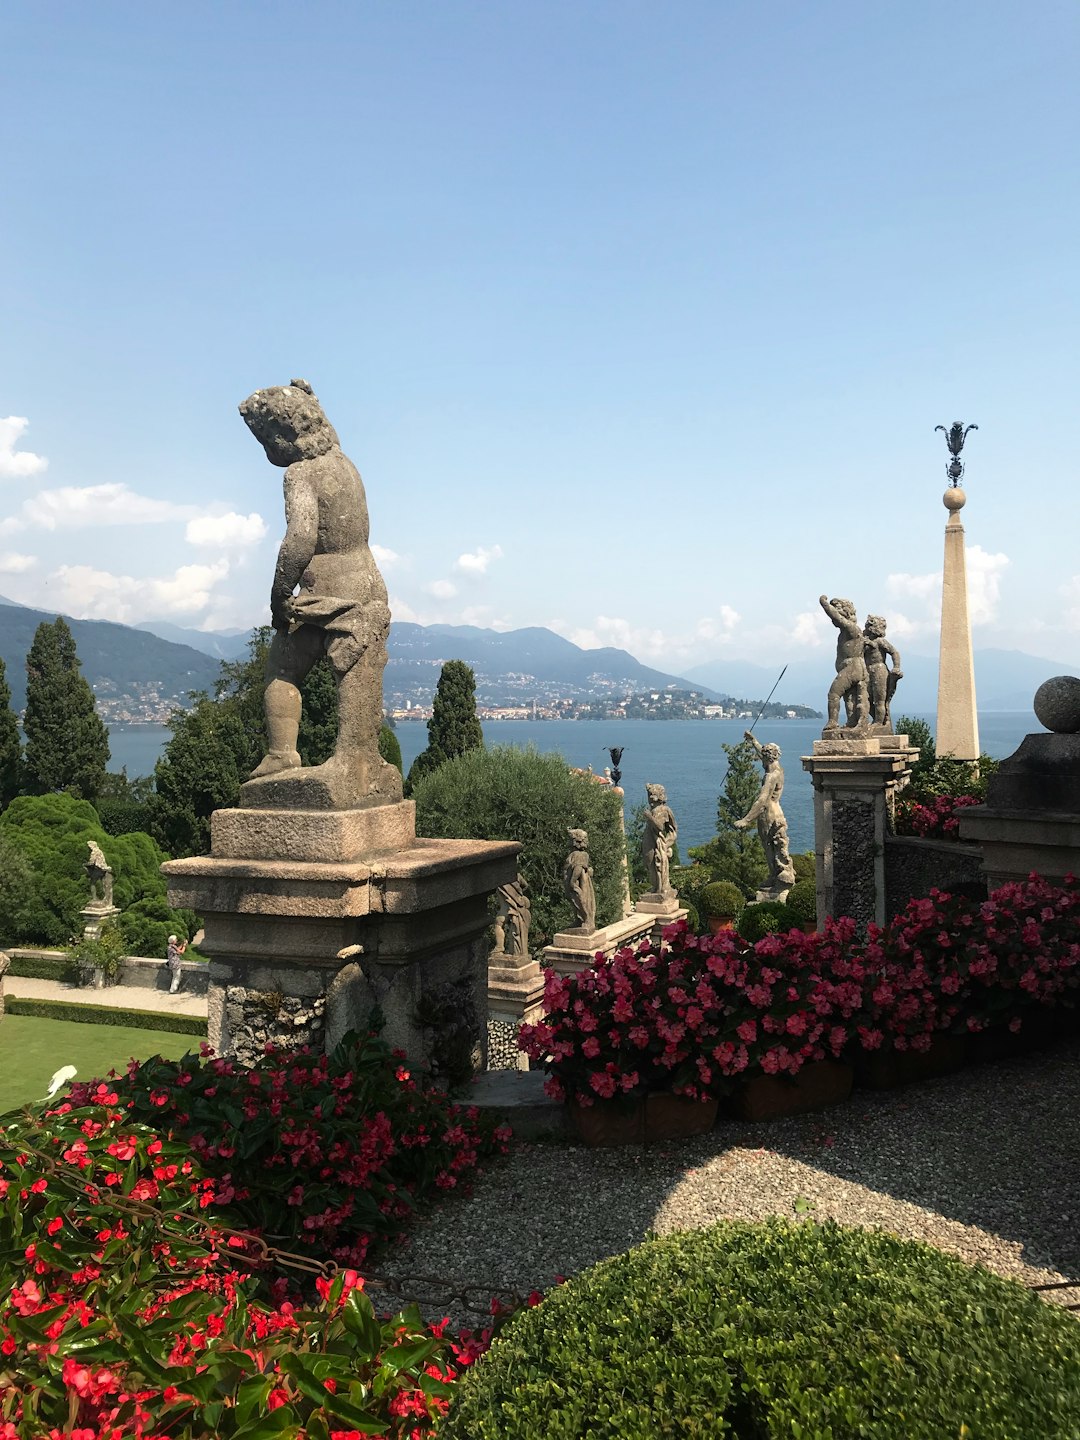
left=250, top=627, right=323, bottom=778
left=323, top=602, right=403, bottom=803
left=825, top=674, right=845, bottom=729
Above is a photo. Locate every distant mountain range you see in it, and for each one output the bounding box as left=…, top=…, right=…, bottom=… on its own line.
left=0, top=596, right=1072, bottom=720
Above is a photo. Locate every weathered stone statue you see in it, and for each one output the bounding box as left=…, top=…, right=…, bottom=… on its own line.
left=641, top=782, right=678, bottom=896
left=563, top=828, right=596, bottom=933
left=863, top=615, right=903, bottom=732
left=84, top=841, right=114, bottom=910
left=494, top=876, right=532, bottom=957
left=734, top=732, right=796, bottom=902
left=820, top=595, right=869, bottom=734
left=239, top=378, right=402, bottom=810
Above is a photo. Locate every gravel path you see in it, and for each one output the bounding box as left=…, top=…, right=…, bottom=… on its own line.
left=378, top=1037, right=1080, bottom=1323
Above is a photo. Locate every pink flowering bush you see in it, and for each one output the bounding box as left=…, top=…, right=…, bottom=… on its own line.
left=521, top=877, right=1080, bottom=1098
left=895, top=792, right=981, bottom=839
left=65, top=1031, right=511, bottom=1271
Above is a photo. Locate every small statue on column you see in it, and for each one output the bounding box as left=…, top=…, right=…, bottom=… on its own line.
left=494, top=875, right=532, bottom=958
left=84, top=841, right=114, bottom=910
left=563, top=829, right=597, bottom=933
left=863, top=615, right=903, bottom=732
left=820, top=595, right=869, bottom=734
left=734, top=733, right=796, bottom=902
left=641, top=783, right=678, bottom=896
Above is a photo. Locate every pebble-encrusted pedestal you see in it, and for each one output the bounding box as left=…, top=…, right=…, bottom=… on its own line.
left=802, top=736, right=918, bottom=931
left=162, top=800, right=518, bottom=1080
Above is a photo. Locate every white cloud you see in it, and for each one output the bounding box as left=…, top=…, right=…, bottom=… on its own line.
left=371, top=544, right=401, bottom=570
left=0, top=551, right=36, bottom=574
left=44, top=559, right=231, bottom=622
left=888, top=545, right=1009, bottom=629
left=185, top=511, right=267, bottom=549
left=454, top=543, right=503, bottom=577
left=790, top=608, right=831, bottom=648
left=18, top=483, right=191, bottom=530
left=424, top=579, right=458, bottom=600
left=0, top=516, right=26, bottom=536
left=559, top=608, right=741, bottom=665
left=0, top=417, right=48, bottom=479
left=1062, top=577, right=1080, bottom=631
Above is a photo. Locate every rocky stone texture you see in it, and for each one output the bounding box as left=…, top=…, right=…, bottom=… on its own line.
left=961, top=731, right=1080, bottom=888
left=884, top=835, right=986, bottom=920
left=831, top=796, right=877, bottom=932
left=1034, top=676, right=1080, bottom=735
left=223, top=986, right=326, bottom=1062
left=487, top=1020, right=522, bottom=1072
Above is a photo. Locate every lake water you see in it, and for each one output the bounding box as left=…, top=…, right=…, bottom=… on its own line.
left=108, top=712, right=1037, bottom=856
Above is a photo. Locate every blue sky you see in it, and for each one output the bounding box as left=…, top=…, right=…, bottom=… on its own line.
left=2, top=0, right=1078, bottom=672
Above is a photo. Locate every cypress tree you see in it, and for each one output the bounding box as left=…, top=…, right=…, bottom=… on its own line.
left=23, top=617, right=111, bottom=801
left=406, top=659, right=483, bottom=793
left=0, top=655, right=20, bottom=809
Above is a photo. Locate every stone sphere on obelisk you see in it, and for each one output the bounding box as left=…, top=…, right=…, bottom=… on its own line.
left=934, top=422, right=980, bottom=761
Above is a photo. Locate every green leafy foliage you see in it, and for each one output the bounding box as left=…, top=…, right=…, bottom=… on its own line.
left=686, top=739, right=767, bottom=897
left=4, top=996, right=207, bottom=1033
left=895, top=713, right=1000, bottom=803
left=64, top=921, right=127, bottom=985
left=379, top=719, right=403, bottom=773
left=736, top=899, right=800, bottom=943
left=22, top=616, right=111, bottom=801
left=406, top=659, right=483, bottom=793
left=699, top=879, right=745, bottom=919
left=0, top=654, right=20, bottom=810
left=784, top=877, right=818, bottom=926
left=444, top=1218, right=1080, bottom=1439
left=413, top=745, right=626, bottom=945
left=118, top=894, right=199, bottom=957
left=0, top=830, right=35, bottom=942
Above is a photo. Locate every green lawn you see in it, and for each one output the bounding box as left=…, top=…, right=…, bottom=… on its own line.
left=0, top=1016, right=198, bottom=1115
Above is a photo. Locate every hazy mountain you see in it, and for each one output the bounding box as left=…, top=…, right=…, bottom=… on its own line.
left=683, top=647, right=1079, bottom=716
left=134, top=620, right=253, bottom=661
left=0, top=600, right=219, bottom=715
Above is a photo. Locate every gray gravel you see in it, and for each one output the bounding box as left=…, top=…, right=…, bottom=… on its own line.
left=379, top=1036, right=1080, bottom=1322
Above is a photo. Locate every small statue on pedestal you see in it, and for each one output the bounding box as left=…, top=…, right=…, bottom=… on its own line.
left=84, top=841, right=114, bottom=910
left=820, top=595, right=869, bottom=735
left=494, top=876, right=532, bottom=958
left=734, top=732, right=796, bottom=902
left=563, top=829, right=596, bottom=933
left=863, top=615, right=903, bottom=732
left=641, top=783, right=678, bottom=896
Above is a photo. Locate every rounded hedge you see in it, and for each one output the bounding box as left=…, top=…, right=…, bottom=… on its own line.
left=784, top=877, right=818, bottom=926
left=736, top=898, right=798, bottom=943
left=699, top=879, right=745, bottom=918
left=443, top=1219, right=1080, bottom=1439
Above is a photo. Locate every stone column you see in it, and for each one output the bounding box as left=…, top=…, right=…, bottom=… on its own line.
left=487, top=952, right=546, bottom=1070
left=163, top=801, right=519, bottom=1083
left=936, top=486, right=980, bottom=760
left=802, top=736, right=918, bottom=931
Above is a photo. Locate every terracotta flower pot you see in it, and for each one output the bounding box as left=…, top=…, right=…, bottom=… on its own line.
left=725, top=1060, right=853, bottom=1122
left=853, top=1034, right=968, bottom=1090
left=706, top=915, right=736, bottom=935
left=568, top=1092, right=719, bottom=1147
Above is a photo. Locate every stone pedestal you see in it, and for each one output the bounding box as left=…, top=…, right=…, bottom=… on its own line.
left=487, top=951, right=546, bottom=1070
left=162, top=800, right=518, bottom=1081
left=802, top=736, right=918, bottom=931
left=632, top=889, right=689, bottom=945
left=543, top=912, right=655, bottom=979
left=79, top=904, right=121, bottom=941
left=960, top=732, right=1080, bottom=888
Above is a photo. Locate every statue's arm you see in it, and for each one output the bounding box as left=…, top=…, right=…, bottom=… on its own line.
left=819, top=595, right=861, bottom=637
left=883, top=640, right=903, bottom=671
left=271, top=468, right=319, bottom=624
left=743, top=729, right=764, bottom=756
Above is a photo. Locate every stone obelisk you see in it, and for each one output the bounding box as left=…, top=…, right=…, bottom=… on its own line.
left=934, top=423, right=980, bottom=761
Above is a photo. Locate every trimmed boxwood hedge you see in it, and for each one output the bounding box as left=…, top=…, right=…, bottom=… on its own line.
left=5, top=952, right=68, bottom=981
left=5, top=997, right=207, bottom=1037
left=443, top=1219, right=1080, bottom=1439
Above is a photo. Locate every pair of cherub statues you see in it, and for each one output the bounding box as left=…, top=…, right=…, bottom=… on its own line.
left=819, top=596, right=904, bottom=735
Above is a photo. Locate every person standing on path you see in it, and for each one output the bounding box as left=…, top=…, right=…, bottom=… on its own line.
left=166, top=934, right=187, bottom=994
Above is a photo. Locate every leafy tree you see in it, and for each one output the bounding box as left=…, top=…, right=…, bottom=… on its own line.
left=413, top=745, right=625, bottom=947
left=0, top=655, right=20, bottom=810
left=0, top=793, right=180, bottom=946
left=150, top=632, right=401, bottom=856
left=23, top=617, right=110, bottom=801
left=96, top=769, right=155, bottom=836
left=894, top=714, right=1000, bottom=803
left=406, top=660, right=483, bottom=793
left=686, top=739, right=767, bottom=897
left=378, top=723, right=403, bottom=774
left=895, top=714, right=934, bottom=776
left=0, top=830, right=35, bottom=940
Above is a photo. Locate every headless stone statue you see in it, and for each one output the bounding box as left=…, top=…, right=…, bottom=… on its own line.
left=820, top=595, right=869, bottom=735
left=238, top=379, right=403, bottom=810
left=734, top=732, right=796, bottom=902
left=495, top=876, right=532, bottom=958
left=563, top=829, right=596, bottom=933
left=641, top=783, right=677, bottom=896
left=863, top=615, right=903, bottom=732
left=84, top=841, right=114, bottom=910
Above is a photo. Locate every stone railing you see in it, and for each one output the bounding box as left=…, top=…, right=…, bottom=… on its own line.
left=2, top=946, right=210, bottom=997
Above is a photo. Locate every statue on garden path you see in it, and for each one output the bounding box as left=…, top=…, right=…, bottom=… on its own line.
left=863, top=614, right=903, bottom=732
left=238, top=378, right=402, bottom=810
left=563, top=829, right=597, bottom=933
left=820, top=595, right=869, bottom=735
left=84, top=841, right=114, bottom=910
left=734, top=732, right=797, bottom=902
left=641, top=782, right=678, bottom=896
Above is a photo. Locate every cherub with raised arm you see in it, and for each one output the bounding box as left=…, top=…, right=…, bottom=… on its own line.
left=863, top=614, right=903, bottom=731
left=819, top=595, right=869, bottom=733
left=734, top=732, right=796, bottom=901
left=238, top=378, right=402, bottom=808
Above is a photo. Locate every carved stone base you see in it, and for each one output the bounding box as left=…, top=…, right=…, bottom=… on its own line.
left=543, top=913, right=655, bottom=978
left=163, top=830, right=518, bottom=1076
left=487, top=951, right=546, bottom=1071
left=239, top=755, right=403, bottom=812
left=80, top=904, right=121, bottom=941
left=211, top=801, right=416, bottom=862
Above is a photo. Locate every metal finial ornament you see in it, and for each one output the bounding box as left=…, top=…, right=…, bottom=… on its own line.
left=606, top=746, right=624, bottom=787
left=935, top=421, right=978, bottom=485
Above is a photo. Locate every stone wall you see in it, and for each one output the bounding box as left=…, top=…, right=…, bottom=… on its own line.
left=884, top=836, right=986, bottom=921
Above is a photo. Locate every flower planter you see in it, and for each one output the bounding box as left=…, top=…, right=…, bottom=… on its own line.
left=967, top=1009, right=1079, bottom=1065
left=706, top=916, right=736, bottom=935
left=568, top=1092, right=719, bottom=1147
left=853, top=1034, right=968, bottom=1090
left=725, top=1060, right=853, bottom=1123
